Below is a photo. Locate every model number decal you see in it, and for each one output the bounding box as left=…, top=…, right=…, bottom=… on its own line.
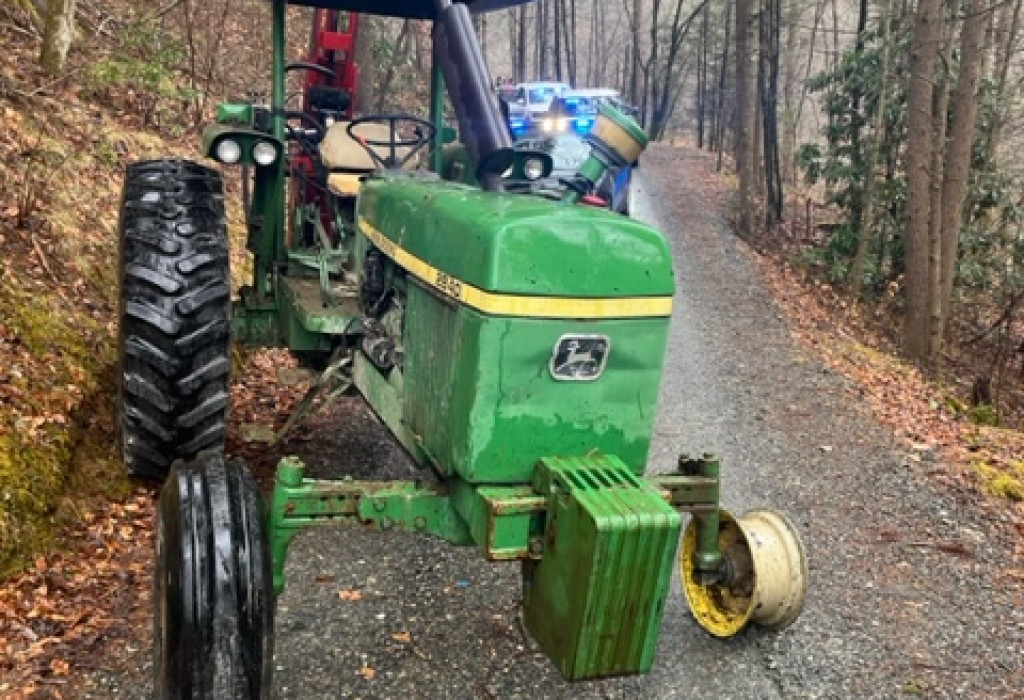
left=435, top=271, right=463, bottom=299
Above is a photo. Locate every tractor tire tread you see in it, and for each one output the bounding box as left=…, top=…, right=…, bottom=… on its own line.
left=117, top=159, right=231, bottom=480
left=154, top=453, right=273, bottom=698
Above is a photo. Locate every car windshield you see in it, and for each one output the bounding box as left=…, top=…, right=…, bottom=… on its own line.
left=518, top=134, right=591, bottom=171
left=528, top=87, right=559, bottom=105
left=563, top=96, right=595, bottom=115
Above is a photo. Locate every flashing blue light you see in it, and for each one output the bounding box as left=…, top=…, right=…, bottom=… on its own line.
left=573, top=118, right=593, bottom=135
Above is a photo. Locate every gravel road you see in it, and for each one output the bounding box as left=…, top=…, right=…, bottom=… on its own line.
left=83, top=145, right=1023, bottom=699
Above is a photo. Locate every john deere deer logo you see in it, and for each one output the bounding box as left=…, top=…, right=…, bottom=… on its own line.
left=549, top=335, right=610, bottom=381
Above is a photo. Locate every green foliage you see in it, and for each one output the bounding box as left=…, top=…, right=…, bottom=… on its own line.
left=82, top=19, right=194, bottom=128
left=798, top=16, right=1024, bottom=317
left=795, top=143, right=822, bottom=185
left=796, top=22, right=910, bottom=293
left=956, top=78, right=1024, bottom=307
left=968, top=403, right=999, bottom=427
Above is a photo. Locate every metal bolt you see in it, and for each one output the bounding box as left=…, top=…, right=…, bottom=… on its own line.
left=381, top=517, right=394, bottom=530
left=528, top=537, right=545, bottom=557
left=373, top=498, right=386, bottom=512
left=414, top=516, right=427, bottom=530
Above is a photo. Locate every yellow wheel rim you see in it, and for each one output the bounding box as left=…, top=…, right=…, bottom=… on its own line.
left=681, top=508, right=808, bottom=637
left=680, top=510, right=754, bottom=638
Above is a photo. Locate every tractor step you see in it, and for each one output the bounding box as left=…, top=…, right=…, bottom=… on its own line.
left=523, top=455, right=682, bottom=680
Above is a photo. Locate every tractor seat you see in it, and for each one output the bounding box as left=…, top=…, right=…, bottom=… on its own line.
left=320, top=121, right=415, bottom=198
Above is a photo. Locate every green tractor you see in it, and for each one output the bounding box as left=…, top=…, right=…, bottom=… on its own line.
left=116, top=0, right=807, bottom=696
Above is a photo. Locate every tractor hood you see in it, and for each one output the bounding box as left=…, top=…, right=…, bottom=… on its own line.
left=356, top=176, right=675, bottom=301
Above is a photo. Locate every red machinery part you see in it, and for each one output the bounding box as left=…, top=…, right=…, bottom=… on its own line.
left=291, top=10, right=360, bottom=246
left=303, top=9, right=359, bottom=116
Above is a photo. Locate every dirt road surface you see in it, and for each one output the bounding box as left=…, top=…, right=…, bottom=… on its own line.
left=80, top=144, right=1023, bottom=699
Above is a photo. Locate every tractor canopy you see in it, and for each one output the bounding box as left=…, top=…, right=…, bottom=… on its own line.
left=283, top=0, right=532, bottom=20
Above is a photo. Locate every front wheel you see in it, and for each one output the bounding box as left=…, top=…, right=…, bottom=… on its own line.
left=680, top=509, right=807, bottom=638
left=117, top=159, right=232, bottom=480
left=154, top=451, right=274, bottom=699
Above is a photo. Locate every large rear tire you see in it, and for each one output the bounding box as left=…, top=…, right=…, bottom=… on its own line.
left=117, top=160, right=231, bottom=479
left=154, top=451, right=274, bottom=699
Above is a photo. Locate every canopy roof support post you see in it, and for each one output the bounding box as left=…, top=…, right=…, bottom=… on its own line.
left=271, top=0, right=286, bottom=141
left=430, top=41, right=445, bottom=174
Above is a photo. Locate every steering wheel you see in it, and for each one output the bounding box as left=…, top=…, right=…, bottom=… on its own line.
left=346, top=114, right=436, bottom=169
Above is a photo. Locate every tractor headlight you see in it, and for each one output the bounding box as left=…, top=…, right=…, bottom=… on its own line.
left=215, top=139, right=242, bottom=164
left=541, top=118, right=554, bottom=132
left=252, top=141, right=278, bottom=166
left=523, top=158, right=545, bottom=180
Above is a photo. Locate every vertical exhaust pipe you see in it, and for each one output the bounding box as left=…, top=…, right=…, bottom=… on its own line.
left=432, top=0, right=514, bottom=190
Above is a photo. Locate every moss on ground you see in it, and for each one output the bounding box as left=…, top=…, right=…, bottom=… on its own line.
left=0, top=430, right=70, bottom=577
left=0, top=250, right=124, bottom=576
left=971, top=460, right=1024, bottom=502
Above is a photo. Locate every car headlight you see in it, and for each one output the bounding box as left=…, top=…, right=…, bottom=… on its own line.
left=252, top=141, right=278, bottom=166
left=215, top=139, right=242, bottom=164
left=523, top=158, right=545, bottom=180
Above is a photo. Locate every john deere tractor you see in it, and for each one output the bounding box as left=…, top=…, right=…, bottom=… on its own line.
left=116, top=0, right=807, bottom=696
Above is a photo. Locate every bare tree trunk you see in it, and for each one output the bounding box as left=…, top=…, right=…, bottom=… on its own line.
left=553, top=0, right=562, bottom=80
left=903, top=0, right=943, bottom=361
left=779, top=0, right=801, bottom=186
left=508, top=9, right=517, bottom=78
left=933, top=0, right=991, bottom=358
left=794, top=0, right=824, bottom=137
left=416, top=20, right=429, bottom=72
left=642, top=0, right=661, bottom=129
left=735, top=0, right=755, bottom=237
left=753, top=71, right=764, bottom=202
left=759, top=0, right=782, bottom=225
left=852, top=0, right=892, bottom=299
left=535, top=0, right=544, bottom=78
left=518, top=5, right=527, bottom=81
left=567, top=0, right=577, bottom=86
left=39, top=0, right=77, bottom=75
left=697, top=2, right=709, bottom=147
left=378, top=20, right=412, bottom=112
left=650, top=0, right=707, bottom=139
left=715, top=1, right=731, bottom=169
left=354, top=17, right=377, bottom=114
left=926, top=29, right=952, bottom=361
left=629, top=0, right=641, bottom=107
left=984, top=0, right=1022, bottom=158
left=480, top=13, right=487, bottom=58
